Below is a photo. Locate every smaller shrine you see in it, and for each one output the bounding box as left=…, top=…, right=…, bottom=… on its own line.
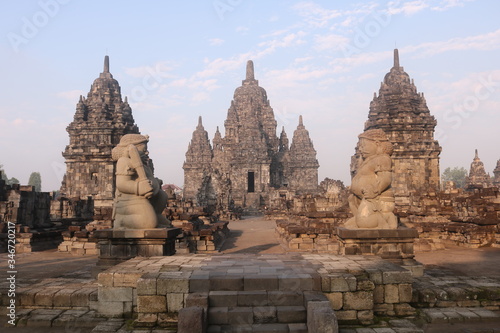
left=465, top=149, right=492, bottom=190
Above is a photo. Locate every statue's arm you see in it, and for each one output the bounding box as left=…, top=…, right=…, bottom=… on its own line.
left=363, top=156, right=392, bottom=199
left=115, top=158, right=138, bottom=195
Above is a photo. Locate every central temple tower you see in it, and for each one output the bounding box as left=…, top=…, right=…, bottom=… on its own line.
left=183, top=61, right=319, bottom=213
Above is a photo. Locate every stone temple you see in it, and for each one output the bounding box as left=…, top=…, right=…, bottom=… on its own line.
left=60, top=56, right=139, bottom=220
left=183, top=60, right=319, bottom=214
left=356, top=49, right=442, bottom=210
left=465, top=149, right=492, bottom=190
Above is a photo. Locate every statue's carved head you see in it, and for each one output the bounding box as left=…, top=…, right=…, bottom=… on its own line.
left=112, top=134, right=150, bottom=161
left=358, top=129, right=393, bottom=156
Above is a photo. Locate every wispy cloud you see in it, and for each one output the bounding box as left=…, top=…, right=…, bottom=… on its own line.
left=403, top=28, right=500, bottom=57
left=431, top=0, right=475, bottom=12
left=209, top=38, right=225, bottom=46
left=314, top=33, right=350, bottom=51
left=387, top=0, right=429, bottom=15
left=125, top=61, right=177, bottom=79
left=55, top=89, right=84, bottom=101
left=236, top=26, right=249, bottom=33
left=292, top=2, right=342, bottom=28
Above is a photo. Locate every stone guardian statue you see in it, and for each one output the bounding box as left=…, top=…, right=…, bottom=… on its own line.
left=345, top=129, right=397, bottom=229
left=111, top=134, right=169, bottom=229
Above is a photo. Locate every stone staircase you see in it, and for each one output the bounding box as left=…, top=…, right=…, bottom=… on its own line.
left=207, top=290, right=309, bottom=332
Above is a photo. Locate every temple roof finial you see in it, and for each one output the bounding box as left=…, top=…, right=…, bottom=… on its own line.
left=198, top=116, right=203, bottom=127
left=104, top=55, right=110, bottom=73
left=394, top=49, right=400, bottom=69
left=475, top=149, right=479, bottom=159
left=246, top=60, right=255, bottom=81
left=299, top=115, right=303, bottom=126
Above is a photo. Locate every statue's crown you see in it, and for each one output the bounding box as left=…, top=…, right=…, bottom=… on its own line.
left=118, top=134, right=149, bottom=147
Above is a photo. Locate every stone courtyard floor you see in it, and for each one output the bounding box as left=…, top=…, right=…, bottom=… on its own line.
left=1, top=216, right=500, bottom=332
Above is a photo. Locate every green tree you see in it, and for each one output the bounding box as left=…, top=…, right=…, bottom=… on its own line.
left=28, top=172, right=42, bottom=191
left=0, top=164, right=7, bottom=182
left=442, top=167, right=468, bottom=188
left=7, top=177, right=19, bottom=186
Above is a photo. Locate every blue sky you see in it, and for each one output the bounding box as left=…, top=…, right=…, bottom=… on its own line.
left=1, top=0, right=499, bottom=191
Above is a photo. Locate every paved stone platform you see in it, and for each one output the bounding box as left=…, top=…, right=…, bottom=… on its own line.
left=2, top=250, right=500, bottom=331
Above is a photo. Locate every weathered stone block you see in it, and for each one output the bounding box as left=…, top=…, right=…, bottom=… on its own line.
left=207, top=291, right=237, bottom=307
left=136, top=313, right=158, bottom=327
left=98, top=287, right=133, bottom=302
left=398, top=284, right=412, bottom=303
left=357, top=309, right=374, bottom=325
left=277, top=305, right=305, bottom=324
left=357, top=279, right=375, bottom=291
left=178, top=306, right=206, bottom=333
left=307, top=301, right=338, bottom=332
left=238, top=291, right=267, bottom=306
left=394, top=303, right=416, bottom=316
left=113, top=272, right=143, bottom=288
left=384, top=284, right=399, bottom=304
left=97, top=300, right=126, bottom=317
left=190, top=276, right=210, bottom=292
left=157, top=276, right=189, bottom=294
left=228, top=307, right=254, bottom=325
left=53, top=289, right=74, bottom=307
left=186, top=292, right=209, bottom=308
left=137, top=295, right=166, bottom=313
left=268, top=291, right=303, bottom=306
left=244, top=275, right=278, bottom=291
left=344, top=291, right=373, bottom=310
left=137, top=277, right=157, bottom=296
left=382, top=270, right=412, bottom=284
left=208, top=307, right=228, bottom=325
left=325, top=292, right=343, bottom=310
left=167, top=293, right=185, bottom=312
left=254, top=306, right=277, bottom=324
left=329, top=274, right=356, bottom=292
left=373, top=285, right=384, bottom=304
left=210, top=276, right=243, bottom=291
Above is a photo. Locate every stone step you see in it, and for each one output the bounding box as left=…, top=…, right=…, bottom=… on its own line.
left=208, top=291, right=304, bottom=307
left=208, top=322, right=307, bottom=332
left=190, top=273, right=319, bottom=293
left=208, top=306, right=306, bottom=325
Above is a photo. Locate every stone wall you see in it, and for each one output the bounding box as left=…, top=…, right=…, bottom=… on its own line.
left=275, top=216, right=343, bottom=253
left=0, top=184, right=52, bottom=228
left=401, top=187, right=500, bottom=249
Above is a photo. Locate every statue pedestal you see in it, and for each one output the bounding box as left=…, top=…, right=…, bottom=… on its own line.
left=336, top=227, right=423, bottom=276
left=92, top=227, right=181, bottom=277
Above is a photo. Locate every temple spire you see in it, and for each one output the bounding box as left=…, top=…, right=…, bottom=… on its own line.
left=475, top=149, right=479, bottom=159
left=393, top=49, right=400, bottom=69
left=104, top=55, right=110, bottom=73
left=246, top=60, right=255, bottom=81
left=198, top=116, right=203, bottom=128
left=299, top=115, right=303, bottom=127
